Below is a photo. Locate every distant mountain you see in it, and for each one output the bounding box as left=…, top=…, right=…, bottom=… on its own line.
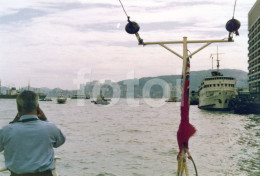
left=45, top=88, right=78, bottom=98
left=117, top=69, right=248, bottom=98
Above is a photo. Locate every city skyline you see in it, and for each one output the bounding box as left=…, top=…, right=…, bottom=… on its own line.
left=0, top=0, right=256, bottom=89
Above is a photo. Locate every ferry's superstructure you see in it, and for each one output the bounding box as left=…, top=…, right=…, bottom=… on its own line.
left=198, top=71, right=237, bottom=110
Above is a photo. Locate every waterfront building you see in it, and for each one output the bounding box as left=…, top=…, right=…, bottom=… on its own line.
left=104, top=80, right=112, bottom=85
left=92, top=80, right=99, bottom=85
left=248, top=0, right=260, bottom=100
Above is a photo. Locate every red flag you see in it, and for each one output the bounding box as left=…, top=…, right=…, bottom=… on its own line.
left=177, top=57, right=196, bottom=157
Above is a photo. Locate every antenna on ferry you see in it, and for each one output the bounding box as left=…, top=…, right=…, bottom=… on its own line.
left=210, top=54, right=214, bottom=71
left=217, top=46, right=220, bottom=72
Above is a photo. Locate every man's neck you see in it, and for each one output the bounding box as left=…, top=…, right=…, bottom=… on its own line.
left=20, top=112, right=37, bottom=116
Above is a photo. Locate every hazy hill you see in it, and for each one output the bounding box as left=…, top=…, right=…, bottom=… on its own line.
left=119, top=69, right=247, bottom=90
left=116, top=69, right=248, bottom=98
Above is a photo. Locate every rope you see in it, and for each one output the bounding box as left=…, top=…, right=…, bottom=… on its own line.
left=190, top=157, right=198, bottom=176
left=232, top=0, right=237, bottom=18
left=118, top=0, right=129, bottom=18
left=187, top=150, right=198, bottom=176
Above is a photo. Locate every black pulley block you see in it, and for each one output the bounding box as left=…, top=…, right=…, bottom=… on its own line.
left=125, top=21, right=140, bottom=34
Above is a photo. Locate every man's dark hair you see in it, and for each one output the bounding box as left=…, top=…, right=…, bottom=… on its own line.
left=16, top=91, right=39, bottom=113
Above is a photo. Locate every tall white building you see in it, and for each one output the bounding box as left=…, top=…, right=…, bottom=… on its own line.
left=248, top=0, right=260, bottom=100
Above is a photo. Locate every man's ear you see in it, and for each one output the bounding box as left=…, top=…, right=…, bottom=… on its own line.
left=17, top=104, right=22, bottom=113
left=37, top=105, right=40, bottom=114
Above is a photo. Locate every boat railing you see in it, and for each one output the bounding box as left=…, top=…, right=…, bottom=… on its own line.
left=0, top=156, right=60, bottom=176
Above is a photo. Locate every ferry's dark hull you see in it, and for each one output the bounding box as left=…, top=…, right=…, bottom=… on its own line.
left=0, top=93, right=46, bottom=99
left=190, top=99, right=199, bottom=105
left=94, top=101, right=109, bottom=105
left=40, top=98, right=52, bottom=101
left=57, top=99, right=66, bottom=104
left=198, top=106, right=231, bottom=111
left=71, top=96, right=86, bottom=99
left=0, top=95, right=17, bottom=99
left=38, top=94, right=47, bottom=100
left=91, top=100, right=109, bottom=105
left=71, top=97, right=85, bottom=99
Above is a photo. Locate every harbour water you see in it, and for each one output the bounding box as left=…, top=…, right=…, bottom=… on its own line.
left=0, top=99, right=259, bottom=176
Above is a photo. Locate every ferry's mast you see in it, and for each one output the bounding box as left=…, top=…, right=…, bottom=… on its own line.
left=211, top=46, right=224, bottom=73
left=210, top=54, right=213, bottom=71
left=217, top=46, right=220, bottom=72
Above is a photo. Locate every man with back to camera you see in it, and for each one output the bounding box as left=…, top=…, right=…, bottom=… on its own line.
left=0, top=90, right=66, bottom=176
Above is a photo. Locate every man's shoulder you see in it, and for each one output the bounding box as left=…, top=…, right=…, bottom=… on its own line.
left=40, top=120, right=61, bottom=130
left=40, top=120, right=56, bottom=126
left=0, top=123, right=15, bottom=133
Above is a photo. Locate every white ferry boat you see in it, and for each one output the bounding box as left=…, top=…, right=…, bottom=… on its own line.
left=198, top=71, right=237, bottom=110
left=198, top=51, right=237, bottom=110
left=57, top=93, right=67, bottom=104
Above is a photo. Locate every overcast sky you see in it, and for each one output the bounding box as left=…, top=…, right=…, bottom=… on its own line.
left=0, top=0, right=256, bottom=89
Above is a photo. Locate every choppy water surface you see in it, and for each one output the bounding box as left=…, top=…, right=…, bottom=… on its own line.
left=0, top=99, right=259, bottom=176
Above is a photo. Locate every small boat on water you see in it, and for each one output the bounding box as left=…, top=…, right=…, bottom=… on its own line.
left=165, top=95, right=181, bottom=102
left=57, top=94, right=67, bottom=104
left=92, top=98, right=110, bottom=105
left=91, top=90, right=110, bottom=105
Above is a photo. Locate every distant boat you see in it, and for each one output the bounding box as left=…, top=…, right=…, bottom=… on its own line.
left=40, top=97, right=52, bottom=101
left=38, top=92, right=47, bottom=100
left=91, top=90, right=110, bottom=105
left=165, top=96, right=181, bottom=102
left=85, top=94, right=90, bottom=99
left=93, top=98, right=110, bottom=105
left=57, top=94, right=67, bottom=104
left=0, top=87, right=20, bottom=99
left=189, top=91, right=199, bottom=105
left=71, top=94, right=90, bottom=99
left=0, top=81, right=47, bottom=100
